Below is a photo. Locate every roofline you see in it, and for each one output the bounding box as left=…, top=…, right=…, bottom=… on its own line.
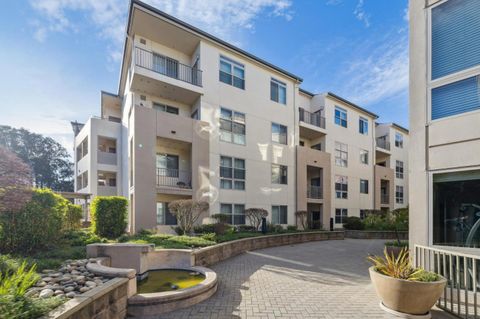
left=325, top=92, right=379, bottom=119
left=100, top=91, right=120, bottom=118
left=391, top=122, right=409, bottom=134
left=118, top=0, right=303, bottom=94
left=299, top=88, right=315, bottom=97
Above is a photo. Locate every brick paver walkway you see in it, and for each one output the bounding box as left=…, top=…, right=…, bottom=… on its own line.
left=161, top=239, right=454, bottom=319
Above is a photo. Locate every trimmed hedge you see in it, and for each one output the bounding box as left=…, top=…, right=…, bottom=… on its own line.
left=91, top=196, right=128, bottom=239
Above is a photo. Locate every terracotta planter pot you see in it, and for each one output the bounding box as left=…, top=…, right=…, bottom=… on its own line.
left=369, top=267, right=447, bottom=315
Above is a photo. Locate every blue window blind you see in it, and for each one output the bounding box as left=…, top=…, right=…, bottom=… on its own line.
left=431, top=75, right=480, bottom=120
left=431, top=0, right=480, bottom=80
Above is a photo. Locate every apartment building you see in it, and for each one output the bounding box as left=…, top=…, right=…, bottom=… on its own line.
left=73, top=0, right=409, bottom=233
left=410, top=0, right=480, bottom=249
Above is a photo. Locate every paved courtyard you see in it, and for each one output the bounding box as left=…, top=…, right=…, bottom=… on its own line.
left=162, top=239, right=454, bottom=319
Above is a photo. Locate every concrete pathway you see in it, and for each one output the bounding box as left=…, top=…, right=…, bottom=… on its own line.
left=161, top=239, right=455, bottom=319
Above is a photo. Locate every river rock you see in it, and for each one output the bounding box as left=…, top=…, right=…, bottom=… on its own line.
left=39, top=289, right=54, bottom=298
left=64, top=286, right=75, bottom=293
left=66, top=292, right=76, bottom=298
left=54, top=290, right=64, bottom=296
left=79, top=287, right=90, bottom=293
left=85, top=281, right=97, bottom=288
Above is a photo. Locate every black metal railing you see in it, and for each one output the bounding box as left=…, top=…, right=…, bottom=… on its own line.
left=135, top=47, right=202, bottom=87
left=299, top=108, right=326, bottom=129
left=156, top=168, right=192, bottom=189
left=376, top=136, right=391, bottom=150
left=307, top=185, right=323, bottom=199
left=381, top=194, right=389, bottom=204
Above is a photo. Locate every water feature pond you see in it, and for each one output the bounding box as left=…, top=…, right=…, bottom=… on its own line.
left=137, top=269, right=206, bottom=293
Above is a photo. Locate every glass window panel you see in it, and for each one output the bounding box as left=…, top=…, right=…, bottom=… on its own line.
left=233, top=66, right=244, bottom=79
left=278, top=86, right=286, bottom=104
left=220, top=179, right=232, bottom=189
left=234, top=181, right=245, bottom=190
left=221, top=204, right=232, bottom=215
left=220, top=60, right=231, bottom=73
left=220, top=108, right=232, bottom=120
left=234, top=159, right=245, bottom=169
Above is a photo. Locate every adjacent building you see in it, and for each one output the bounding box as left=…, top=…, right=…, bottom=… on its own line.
left=73, top=0, right=409, bottom=233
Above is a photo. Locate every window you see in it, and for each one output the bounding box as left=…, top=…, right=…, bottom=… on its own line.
left=153, top=53, right=178, bottom=78
left=396, top=160, right=404, bottom=179
left=219, top=56, right=245, bottom=89
left=76, top=137, right=88, bottom=162
left=335, top=175, right=348, bottom=199
left=311, top=143, right=322, bottom=151
left=77, top=171, right=88, bottom=189
left=220, top=203, right=245, bottom=225
left=335, top=208, right=348, bottom=224
left=395, top=186, right=404, bottom=204
left=153, top=102, right=179, bottom=115
left=108, top=116, right=121, bottom=123
left=335, top=142, right=348, bottom=167
left=430, top=0, right=480, bottom=120
left=272, top=164, right=288, bottom=184
left=334, top=107, right=347, bottom=128
left=360, top=210, right=368, bottom=220
left=395, top=133, right=403, bottom=148
left=156, top=154, right=179, bottom=173
left=360, top=149, right=369, bottom=165
left=220, top=107, right=246, bottom=145
left=272, top=206, right=288, bottom=224
left=432, top=170, right=480, bottom=247
left=220, top=156, right=245, bottom=190
left=156, top=202, right=177, bottom=225
left=359, top=117, right=368, bottom=135
left=360, top=179, right=369, bottom=194
left=271, top=123, right=287, bottom=145
left=270, top=78, right=286, bottom=104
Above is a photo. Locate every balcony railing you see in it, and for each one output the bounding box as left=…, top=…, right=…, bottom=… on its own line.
left=380, top=194, right=389, bottom=204
left=376, top=136, right=391, bottom=150
left=97, top=185, right=117, bottom=196
left=299, top=108, right=326, bottom=129
left=415, top=245, right=480, bottom=317
left=97, top=151, right=117, bottom=165
left=156, top=168, right=192, bottom=189
left=307, top=185, right=323, bottom=199
left=134, top=47, right=202, bottom=87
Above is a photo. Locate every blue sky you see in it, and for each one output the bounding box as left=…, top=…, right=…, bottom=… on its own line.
left=0, top=0, right=409, bottom=156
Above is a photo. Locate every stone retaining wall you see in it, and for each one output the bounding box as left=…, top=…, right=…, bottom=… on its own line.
left=42, top=277, right=129, bottom=319
left=192, top=231, right=344, bottom=267
left=344, top=230, right=408, bottom=240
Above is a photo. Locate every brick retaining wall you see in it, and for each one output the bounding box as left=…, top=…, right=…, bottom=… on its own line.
left=344, top=230, right=408, bottom=240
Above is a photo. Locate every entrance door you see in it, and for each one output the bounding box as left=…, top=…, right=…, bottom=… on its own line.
left=311, top=211, right=321, bottom=229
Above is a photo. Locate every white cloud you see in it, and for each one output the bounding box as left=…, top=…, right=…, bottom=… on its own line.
left=326, top=0, right=343, bottom=5
left=30, top=0, right=293, bottom=62
left=353, top=0, right=370, bottom=27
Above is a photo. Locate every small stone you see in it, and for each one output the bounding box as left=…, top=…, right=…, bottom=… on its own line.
left=39, top=289, right=54, bottom=298
left=36, top=281, right=47, bottom=287
left=54, top=290, right=64, bottom=296
left=66, top=292, right=76, bottom=298
left=79, top=287, right=90, bottom=293
left=85, top=281, right=97, bottom=288
left=64, top=286, right=75, bottom=293
left=42, top=277, right=53, bottom=282
left=42, top=269, right=54, bottom=274
left=50, top=272, right=62, bottom=278
left=71, top=270, right=80, bottom=276
left=25, top=289, right=39, bottom=298
left=94, top=280, right=103, bottom=286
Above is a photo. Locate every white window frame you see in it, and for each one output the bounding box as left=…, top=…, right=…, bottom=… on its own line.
left=270, top=78, right=287, bottom=104
left=395, top=185, right=404, bottom=204
left=220, top=156, right=246, bottom=190
left=360, top=149, right=369, bottom=165
left=396, top=160, right=404, bottom=179
left=220, top=203, right=246, bottom=225
left=335, top=208, right=348, bottom=224
left=359, top=117, right=368, bottom=135
left=335, top=142, right=348, bottom=167
left=334, top=106, right=348, bottom=128
left=360, top=179, right=369, bottom=194
left=219, top=107, right=246, bottom=145
left=271, top=122, right=288, bottom=145
left=271, top=205, right=288, bottom=224
left=335, top=175, right=348, bottom=199
left=427, top=0, right=480, bottom=124
left=272, top=164, right=288, bottom=185
left=395, top=132, right=404, bottom=148
left=219, top=56, right=245, bottom=89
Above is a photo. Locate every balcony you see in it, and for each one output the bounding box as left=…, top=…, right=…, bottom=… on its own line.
left=307, top=185, right=323, bottom=199
left=156, top=168, right=192, bottom=189
left=380, top=194, right=389, bottom=204
left=134, top=47, right=202, bottom=86
left=299, top=108, right=327, bottom=139
left=376, top=136, right=391, bottom=151
left=97, top=151, right=117, bottom=165
left=97, top=185, right=117, bottom=196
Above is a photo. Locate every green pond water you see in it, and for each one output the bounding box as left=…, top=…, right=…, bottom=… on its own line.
left=137, top=269, right=205, bottom=293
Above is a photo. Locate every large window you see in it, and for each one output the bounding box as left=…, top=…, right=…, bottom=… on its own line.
left=271, top=123, right=287, bottom=145
left=359, top=117, right=368, bottom=135
left=153, top=102, right=179, bottom=115
left=396, top=160, right=404, bottom=179
left=220, top=203, right=245, bottom=225
left=156, top=202, right=177, bottom=225
left=334, top=107, right=347, bottom=128
left=430, top=0, right=480, bottom=120
left=335, top=142, right=348, bottom=167
left=360, top=179, right=369, bottom=194
left=272, top=164, right=288, bottom=184
left=360, top=149, right=369, bottom=165
left=395, top=186, right=404, bottom=204
left=270, top=78, right=286, bottom=104
left=433, top=171, right=480, bottom=247
left=220, top=107, right=246, bottom=145
left=395, top=133, right=403, bottom=148
left=156, top=154, right=179, bottom=175
left=220, top=156, right=245, bottom=190
left=272, top=206, right=288, bottom=224
left=335, top=175, right=348, bottom=199
left=335, top=208, right=348, bottom=224
left=219, top=56, right=245, bottom=89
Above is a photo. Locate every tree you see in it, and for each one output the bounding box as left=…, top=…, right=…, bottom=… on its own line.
left=0, top=147, right=32, bottom=214
left=0, top=125, right=74, bottom=191
left=295, top=211, right=308, bottom=230
left=245, top=208, right=268, bottom=231
left=168, top=200, right=209, bottom=235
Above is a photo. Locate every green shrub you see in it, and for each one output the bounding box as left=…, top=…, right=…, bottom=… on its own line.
left=0, top=262, right=39, bottom=296
left=193, top=224, right=216, bottom=234
left=63, top=204, right=83, bottom=231
left=343, top=216, right=364, bottom=230
left=0, top=255, right=22, bottom=276
left=286, top=225, right=298, bottom=231
left=200, top=232, right=217, bottom=242
left=237, top=225, right=257, bottom=232
left=62, top=229, right=108, bottom=246
left=91, top=196, right=128, bottom=239
left=0, top=188, right=65, bottom=253
left=0, top=294, right=63, bottom=319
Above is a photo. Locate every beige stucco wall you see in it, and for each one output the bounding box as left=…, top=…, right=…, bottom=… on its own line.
left=374, top=165, right=395, bottom=211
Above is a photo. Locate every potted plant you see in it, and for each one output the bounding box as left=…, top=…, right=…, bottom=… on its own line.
left=384, top=240, right=408, bottom=258
left=368, top=248, right=446, bottom=316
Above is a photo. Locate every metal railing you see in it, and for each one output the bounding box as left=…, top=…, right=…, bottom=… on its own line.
left=415, top=245, right=480, bottom=318
left=376, top=136, right=391, bottom=150
left=299, top=108, right=326, bottom=129
left=380, top=194, right=389, bottom=204
left=97, top=151, right=117, bottom=165
left=156, top=168, right=192, bottom=189
left=307, top=185, right=323, bottom=199
left=97, top=185, right=117, bottom=196
left=134, top=47, right=202, bottom=87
